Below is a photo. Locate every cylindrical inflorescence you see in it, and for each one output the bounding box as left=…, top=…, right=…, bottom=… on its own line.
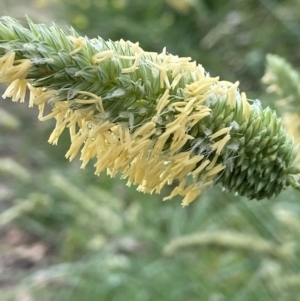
left=0, top=16, right=299, bottom=205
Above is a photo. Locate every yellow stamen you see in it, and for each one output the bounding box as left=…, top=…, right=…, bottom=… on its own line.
left=181, top=184, right=202, bottom=207
left=210, top=126, right=232, bottom=140
left=192, top=159, right=211, bottom=177
left=121, top=52, right=143, bottom=73
left=68, top=36, right=86, bottom=55
left=242, top=92, right=251, bottom=119
left=2, top=79, right=27, bottom=102
left=206, top=164, right=225, bottom=177
left=171, top=73, right=182, bottom=89
left=133, top=121, right=156, bottom=139
left=211, top=134, right=231, bottom=155
left=92, top=50, right=114, bottom=63
left=77, top=91, right=105, bottom=114
left=156, top=89, right=170, bottom=116
left=206, top=154, right=219, bottom=171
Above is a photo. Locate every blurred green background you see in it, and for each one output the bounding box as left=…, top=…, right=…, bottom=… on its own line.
left=1, top=0, right=300, bottom=300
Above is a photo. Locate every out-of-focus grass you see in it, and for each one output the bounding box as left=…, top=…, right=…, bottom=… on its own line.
left=9, top=186, right=300, bottom=301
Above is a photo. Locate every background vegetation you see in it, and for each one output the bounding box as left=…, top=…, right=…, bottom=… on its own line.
left=1, top=0, right=300, bottom=300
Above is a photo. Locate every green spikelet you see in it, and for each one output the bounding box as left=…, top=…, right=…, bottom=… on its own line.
left=0, top=16, right=299, bottom=205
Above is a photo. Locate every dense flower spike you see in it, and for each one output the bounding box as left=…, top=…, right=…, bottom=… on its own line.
left=0, top=17, right=299, bottom=206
